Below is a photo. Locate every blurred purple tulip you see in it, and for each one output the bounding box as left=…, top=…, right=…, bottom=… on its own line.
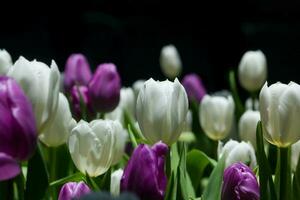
left=88, top=63, right=121, bottom=112
left=64, top=54, right=92, bottom=92
left=182, top=73, right=206, bottom=102
left=0, top=153, right=21, bottom=181
left=58, top=181, right=91, bottom=200
left=70, top=85, right=93, bottom=119
left=221, top=162, right=260, bottom=200
left=121, top=141, right=168, bottom=200
left=0, top=76, right=37, bottom=180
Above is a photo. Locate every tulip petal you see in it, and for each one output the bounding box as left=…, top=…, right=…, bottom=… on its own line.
left=0, top=152, right=20, bottom=181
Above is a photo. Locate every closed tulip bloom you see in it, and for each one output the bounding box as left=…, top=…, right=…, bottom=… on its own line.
left=0, top=153, right=21, bottom=181
left=239, top=110, right=260, bottom=149
left=292, top=140, right=300, bottom=171
left=68, top=119, right=126, bottom=177
left=218, top=140, right=257, bottom=169
left=200, top=94, right=235, bottom=140
left=132, top=79, right=145, bottom=98
left=58, top=181, right=91, bottom=200
left=0, top=49, right=12, bottom=75
left=238, top=50, right=267, bottom=92
left=8, top=56, right=60, bottom=133
left=160, top=44, right=182, bottom=79
left=136, top=78, right=188, bottom=145
left=111, top=169, right=124, bottom=196
left=221, top=162, right=260, bottom=200
left=245, top=97, right=259, bottom=111
left=260, top=82, right=300, bottom=147
left=121, top=142, right=168, bottom=200
left=88, top=63, right=121, bottom=113
left=39, top=93, right=76, bottom=147
left=70, top=85, right=93, bottom=119
left=64, top=53, right=92, bottom=92
left=182, top=73, right=206, bottom=102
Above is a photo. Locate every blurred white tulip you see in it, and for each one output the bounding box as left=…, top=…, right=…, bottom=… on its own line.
left=110, top=169, right=123, bottom=196
left=0, top=49, right=12, bottom=75
left=132, top=79, right=146, bottom=98
left=239, top=110, right=260, bottom=149
left=160, top=45, right=182, bottom=79
left=292, top=140, right=300, bottom=172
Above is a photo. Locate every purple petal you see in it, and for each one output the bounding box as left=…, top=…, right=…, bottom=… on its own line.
left=58, top=181, right=91, bottom=200
left=0, top=152, right=20, bottom=181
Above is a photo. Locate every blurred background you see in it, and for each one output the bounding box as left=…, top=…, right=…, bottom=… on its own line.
left=1, top=0, right=300, bottom=93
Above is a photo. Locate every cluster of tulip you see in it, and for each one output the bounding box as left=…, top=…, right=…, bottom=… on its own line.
left=1, top=45, right=300, bottom=200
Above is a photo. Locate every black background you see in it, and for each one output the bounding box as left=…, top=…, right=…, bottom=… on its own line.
left=1, top=0, right=300, bottom=93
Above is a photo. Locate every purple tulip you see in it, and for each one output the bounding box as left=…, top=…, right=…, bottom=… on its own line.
left=88, top=63, right=121, bottom=112
left=70, top=85, right=93, bottom=119
left=182, top=73, right=206, bottom=102
left=64, top=54, right=92, bottom=92
left=121, top=141, right=168, bottom=200
left=0, top=76, right=37, bottom=180
left=58, top=181, right=91, bottom=200
left=221, top=162, right=260, bottom=200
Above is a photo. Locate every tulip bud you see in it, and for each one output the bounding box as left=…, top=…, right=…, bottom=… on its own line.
left=245, top=97, right=259, bottom=110
left=221, top=162, right=260, bottom=200
left=200, top=94, right=235, bottom=140
left=0, top=76, right=37, bottom=180
left=88, top=63, right=121, bottom=113
left=39, top=93, right=76, bottom=147
left=132, top=79, right=145, bottom=98
left=70, top=85, right=93, bottom=119
left=8, top=56, right=60, bottom=133
left=111, top=169, right=124, bottom=196
left=238, top=50, right=267, bottom=92
left=136, top=78, right=188, bottom=145
left=292, top=140, right=300, bottom=172
left=63, top=54, right=92, bottom=92
left=68, top=119, right=127, bottom=177
left=218, top=140, right=257, bottom=168
left=160, top=44, right=182, bottom=79
left=182, top=73, right=206, bottom=102
left=121, top=142, right=168, bottom=200
left=260, top=82, right=300, bottom=147
left=0, top=49, right=12, bottom=75
left=58, top=181, right=91, bottom=200
left=239, top=110, right=260, bottom=149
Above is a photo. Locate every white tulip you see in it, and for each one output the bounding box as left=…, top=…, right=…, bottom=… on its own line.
left=68, top=119, right=126, bottom=177
left=160, top=44, right=182, bottom=79
left=200, top=94, right=235, bottom=140
left=238, top=50, right=267, bottom=92
left=39, top=93, right=75, bottom=147
left=106, top=87, right=136, bottom=125
left=8, top=56, right=60, bottom=133
left=245, top=97, right=259, bottom=110
left=132, top=79, right=146, bottom=98
left=136, top=78, right=188, bottom=145
left=110, top=169, right=123, bottom=196
left=292, top=140, right=300, bottom=172
left=0, top=49, right=12, bottom=75
left=239, top=110, right=260, bottom=149
left=259, top=82, right=300, bottom=147
left=218, top=140, right=257, bottom=168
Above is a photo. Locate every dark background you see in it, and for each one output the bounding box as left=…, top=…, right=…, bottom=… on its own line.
left=1, top=0, right=300, bottom=93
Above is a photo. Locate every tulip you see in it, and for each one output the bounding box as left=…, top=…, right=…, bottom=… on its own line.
left=88, top=63, right=121, bottom=113
left=218, top=140, right=256, bottom=168
left=182, top=73, right=206, bottom=102
left=160, top=44, right=182, bottom=79
left=111, top=169, right=124, bottom=196
left=292, top=140, right=300, bottom=172
left=199, top=94, right=235, bottom=140
left=0, top=76, right=37, bottom=180
left=259, top=82, right=300, bottom=147
left=121, top=142, right=168, bottom=200
left=245, top=97, right=259, bottom=110
left=0, top=49, right=12, bottom=75
left=221, top=162, right=260, bottom=200
left=239, top=110, right=260, bottom=149
left=78, top=192, right=139, bottom=200
left=132, top=79, right=145, bottom=98
left=68, top=119, right=126, bottom=177
left=8, top=56, right=60, bottom=133
left=136, top=78, right=188, bottom=145
left=70, top=85, right=93, bottom=119
left=63, top=53, right=92, bottom=92
left=58, top=181, right=91, bottom=200
left=39, top=93, right=76, bottom=147
left=238, top=50, right=267, bottom=92
left=106, top=87, right=136, bottom=125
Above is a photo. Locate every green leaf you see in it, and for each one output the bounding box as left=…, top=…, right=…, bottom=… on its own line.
left=293, top=155, right=300, bottom=200
left=164, top=171, right=178, bottom=200
left=256, top=121, right=277, bottom=200
left=128, top=124, right=138, bottom=148
left=85, top=173, right=100, bottom=191
left=228, top=70, right=244, bottom=120
left=187, top=150, right=216, bottom=193
left=49, top=172, right=85, bottom=187
left=201, top=155, right=225, bottom=200
left=99, top=168, right=111, bottom=191
left=25, top=146, right=49, bottom=200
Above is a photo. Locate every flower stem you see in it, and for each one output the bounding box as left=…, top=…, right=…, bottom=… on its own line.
left=276, top=147, right=291, bottom=200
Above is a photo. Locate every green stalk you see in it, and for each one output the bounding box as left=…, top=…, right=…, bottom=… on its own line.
left=276, top=147, right=291, bottom=200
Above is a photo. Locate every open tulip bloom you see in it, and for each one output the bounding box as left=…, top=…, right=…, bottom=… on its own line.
left=1, top=50, right=300, bottom=200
